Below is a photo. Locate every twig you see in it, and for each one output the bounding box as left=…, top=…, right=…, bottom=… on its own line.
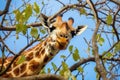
left=110, top=0, right=120, bottom=5
left=112, top=7, right=120, bottom=41
left=102, top=40, right=120, bottom=56
left=56, top=0, right=65, bottom=6
left=0, top=36, right=15, bottom=55
left=0, top=0, right=12, bottom=16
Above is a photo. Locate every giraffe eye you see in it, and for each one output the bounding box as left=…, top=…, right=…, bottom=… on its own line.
left=60, top=34, right=63, bottom=37
left=60, top=34, right=68, bottom=38
left=64, top=35, right=68, bottom=38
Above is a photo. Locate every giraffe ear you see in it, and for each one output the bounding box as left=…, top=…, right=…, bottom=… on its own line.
left=71, top=25, right=87, bottom=37
left=68, top=17, right=74, bottom=26
left=56, top=14, right=63, bottom=23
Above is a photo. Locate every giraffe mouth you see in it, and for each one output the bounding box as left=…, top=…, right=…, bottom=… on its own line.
left=57, top=40, right=67, bottom=50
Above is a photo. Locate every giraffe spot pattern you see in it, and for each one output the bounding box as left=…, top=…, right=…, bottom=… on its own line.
left=2, top=73, right=13, bottom=78
left=20, top=63, right=27, bottom=73
left=43, top=55, right=49, bottom=63
left=29, top=60, right=39, bottom=71
left=41, top=49, right=45, bottom=55
left=13, top=68, right=20, bottom=76
left=26, top=52, right=34, bottom=61
left=35, top=51, right=41, bottom=58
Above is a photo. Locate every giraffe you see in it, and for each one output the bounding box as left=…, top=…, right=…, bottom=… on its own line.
left=0, top=14, right=87, bottom=77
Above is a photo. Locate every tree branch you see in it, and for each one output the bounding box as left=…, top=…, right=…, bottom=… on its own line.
left=112, top=7, right=120, bottom=41
left=0, top=74, right=66, bottom=80
left=0, top=0, right=12, bottom=16
left=86, top=0, right=108, bottom=80
left=0, top=22, right=42, bottom=31
left=110, top=0, right=120, bottom=5
left=69, top=55, right=120, bottom=72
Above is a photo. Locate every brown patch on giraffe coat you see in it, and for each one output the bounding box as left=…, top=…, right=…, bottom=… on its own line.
left=13, top=68, right=20, bottom=76
left=35, top=47, right=40, bottom=51
left=12, top=62, right=17, bottom=68
left=12, top=57, right=19, bottom=67
left=41, top=49, right=45, bottom=55
left=44, top=55, right=49, bottom=63
left=2, top=73, right=13, bottom=78
left=29, top=60, right=39, bottom=71
left=44, top=41, right=47, bottom=46
left=35, top=51, right=41, bottom=58
left=21, top=72, right=28, bottom=77
left=20, top=63, right=27, bottom=73
left=26, top=52, right=33, bottom=61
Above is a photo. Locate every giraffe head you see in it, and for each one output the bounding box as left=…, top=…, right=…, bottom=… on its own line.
left=41, top=14, right=87, bottom=50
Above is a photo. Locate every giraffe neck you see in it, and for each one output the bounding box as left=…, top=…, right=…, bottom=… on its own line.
left=1, top=36, right=60, bottom=77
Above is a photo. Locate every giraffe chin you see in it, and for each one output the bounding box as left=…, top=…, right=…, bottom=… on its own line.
left=58, top=43, right=68, bottom=50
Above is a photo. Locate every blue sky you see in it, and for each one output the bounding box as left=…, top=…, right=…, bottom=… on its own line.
left=0, top=0, right=117, bottom=79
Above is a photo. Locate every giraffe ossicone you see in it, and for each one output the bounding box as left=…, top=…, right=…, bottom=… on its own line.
left=0, top=14, right=87, bottom=77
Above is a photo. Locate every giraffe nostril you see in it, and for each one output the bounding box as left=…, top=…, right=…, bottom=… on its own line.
left=66, top=39, right=69, bottom=42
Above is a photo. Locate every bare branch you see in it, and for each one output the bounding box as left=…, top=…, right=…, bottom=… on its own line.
left=112, top=7, right=120, bottom=41
left=110, top=0, right=120, bottom=5
left=0, top=74, right=67, bottom=80
left=86, top=0, right=108, bottom=80
left=0, top=36, right=15, bottom=55
left=0, top=0, right=12, bottom=16
left=69, top=56, right=120, bottom=72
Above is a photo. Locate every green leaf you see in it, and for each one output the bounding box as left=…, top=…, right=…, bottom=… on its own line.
left=71, top=75, right=77, bottom=80
left=13, top=10, right=21, bottom=22
left=69, top=45, right=73, bottom=52
left=51, top=62, right=57, bottom=71
left=62, top=61, right=68, bottom=70
left=40, top=68, right=46, bottom=74
left=96, top=72, right=100, bottom=80
left=16, top=24, right=27, bottom=35
left=106, top=14, right=113, bottom=25
left=47, top=68, right=51, bottom=73
left=60, top=55, right=66, bottom=59
left=23, top=4, right=32, bottom=22
left=16, top=55, right=26, bottom=65
left=59, top=69, right=64, bottom=76
left=40, top=28, right=46, bottom=34
left=96, top=34, right=105, bottom=46
left=103, top=52, right=113, bottom=59
left=33, top=2, right=40, bottom=14
left=72, top=48, right=80, bottom=61
left=114, top=42, right=120, bottom=53
left=98, top=37, right=104, bottom=46
left=30, top=27, right=38, bottom=38
left=77, top=67, right=84, bottom=73
left=16, top=24, right=22, bottom=34
left=79, top=8, right=87, bottom=15
left=59, top=62, right=69, bottom=76
left=64, top=70, right=71, bottom=79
